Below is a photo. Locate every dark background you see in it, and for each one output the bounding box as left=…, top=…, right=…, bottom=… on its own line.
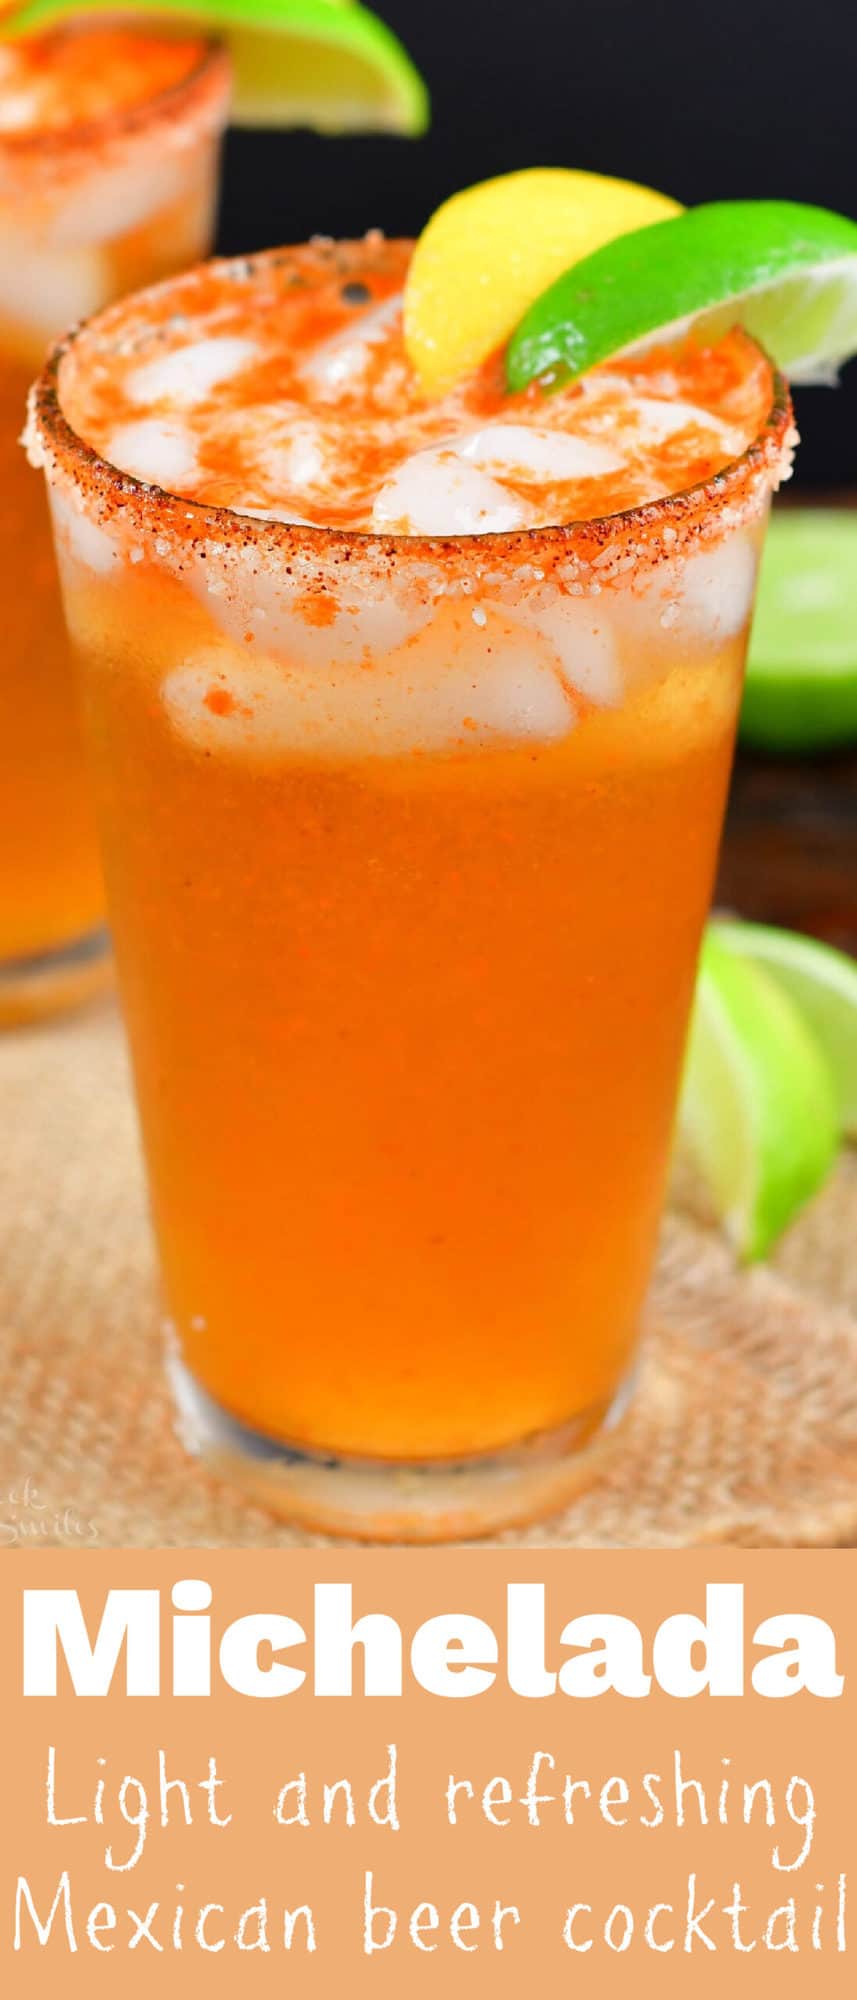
left=218, top=0, right=857, bottom=488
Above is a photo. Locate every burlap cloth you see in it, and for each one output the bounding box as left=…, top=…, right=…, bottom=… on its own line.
left=2, top=995, right=856, bottom=1549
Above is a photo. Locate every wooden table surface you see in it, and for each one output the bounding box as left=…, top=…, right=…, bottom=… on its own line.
left=717, top=492, right=857, bottom=953
left=719, top=744, right=857, bottom=953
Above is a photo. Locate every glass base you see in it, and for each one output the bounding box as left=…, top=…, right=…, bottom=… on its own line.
left=0, top=924, right=112, bottom=1028
left=169, top=1356, right=637, bottom=1542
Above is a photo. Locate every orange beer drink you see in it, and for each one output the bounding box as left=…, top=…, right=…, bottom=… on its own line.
left=0, top=26, right=230, bottom=1021
left=30, top=239, right=792, bottom=1535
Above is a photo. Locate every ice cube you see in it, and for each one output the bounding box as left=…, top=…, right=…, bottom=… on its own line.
left=0, top=233, right=109, bottom=342
left=509, top=595, right=623, bottom=704
left=0, top=87, right=42, bottom=132
left=674, top=532, right=758, bottom=640
left=425, top=642, right=574, bottom=750
left=212, top=406, right=331, bottom=500
left=300, top=293, right=402, bottom=395
left=617, top=529, right=759, bottom=654
left=50, top=491, right=120, bottom=577
left=126, top=337, right=259, bottom=409
left=198, top=564, right=431, bottom=666
left=626, top=395, right=745, bottom=454
left=276, top=420, right=327, bottom=489
left=579, top=372, right=633, bottom=402
left=372, top=448, right=533, bottom=535
left=106, top=418, right=199, bottom=489
left=185, top=521, right=434, bottom=663
left=457, top=424, right=624, bottom=481
left=51, top=155, right=190, bottom=247
left=161, top=654, right=282, bottom=758
left=162, top=632, right=574, bottom=761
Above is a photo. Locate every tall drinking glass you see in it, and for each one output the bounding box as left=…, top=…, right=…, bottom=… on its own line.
left=0, top=29, right=230, bottom=1023
left=29, top=240, right=793, bottom=1537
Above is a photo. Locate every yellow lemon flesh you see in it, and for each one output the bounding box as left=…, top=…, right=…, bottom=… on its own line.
left=403, top=167, right=682, bottom=396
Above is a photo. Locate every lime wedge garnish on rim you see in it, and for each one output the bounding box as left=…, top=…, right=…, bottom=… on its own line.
left=711, top=918, right=857, bottom=1135
left=741, top=510, right=857, bottom=752
left=404, top=168, right=681, bottom=396
left=0, top=0, right=429, bottom=132
left=506, top=200, right=857, bottom=391
left=678, top=928, right=839, bottom=1261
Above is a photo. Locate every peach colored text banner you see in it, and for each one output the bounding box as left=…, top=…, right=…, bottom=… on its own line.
left=0, top=1549, right=854, bottom=1996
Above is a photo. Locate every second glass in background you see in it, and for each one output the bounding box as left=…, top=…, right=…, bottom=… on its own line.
left=0, top=29, right=230, bottom=1023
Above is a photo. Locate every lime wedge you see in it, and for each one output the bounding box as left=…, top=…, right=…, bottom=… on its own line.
left=711, top=918, right=857, bottom=1135
left=741, top=510, right=857, bottom=751
left=678, top=929, right=839, bottom=1260
left=0, top=0, right=429, bottom=133
left=403, top=168, right=680, bottom=396
left=506, top=200, right=857, bottom=392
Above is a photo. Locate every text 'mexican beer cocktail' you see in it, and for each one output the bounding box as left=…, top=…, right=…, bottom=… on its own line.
left=0, top=25, right=230, bottom=1021
left=28, top=230, right=793, bottom=1536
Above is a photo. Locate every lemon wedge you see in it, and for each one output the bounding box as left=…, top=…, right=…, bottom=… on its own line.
left=403, top=167, right=681, bottom=395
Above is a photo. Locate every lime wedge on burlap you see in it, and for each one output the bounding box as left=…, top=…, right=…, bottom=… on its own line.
left=403, top=168, right=681, bottom=395
left=741, top=510, right=857, bottom=752
left=678, top=928, right=839, bottom=1260
left=712, top=919, right=857, bottom=1135
left=506, top=200, right=857, bottom=391
left=0, top=0, right=429, bottom=132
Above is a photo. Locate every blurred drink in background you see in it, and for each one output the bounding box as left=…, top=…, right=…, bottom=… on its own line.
left=0, top=27, right=230, bottom=1023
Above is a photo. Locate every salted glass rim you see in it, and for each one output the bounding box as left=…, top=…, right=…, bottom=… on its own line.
left=0, top=29, right=230, bottom=167
left=27, top=237, right=795, bottom=580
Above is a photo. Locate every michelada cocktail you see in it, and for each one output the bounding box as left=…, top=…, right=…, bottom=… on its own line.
left=0, top=24, right=230, bottom=1022
left=30, top=196, right=797, bottom=1535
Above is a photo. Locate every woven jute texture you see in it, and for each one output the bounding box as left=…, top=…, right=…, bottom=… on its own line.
left=2, top=997, right=857, bottom=1549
